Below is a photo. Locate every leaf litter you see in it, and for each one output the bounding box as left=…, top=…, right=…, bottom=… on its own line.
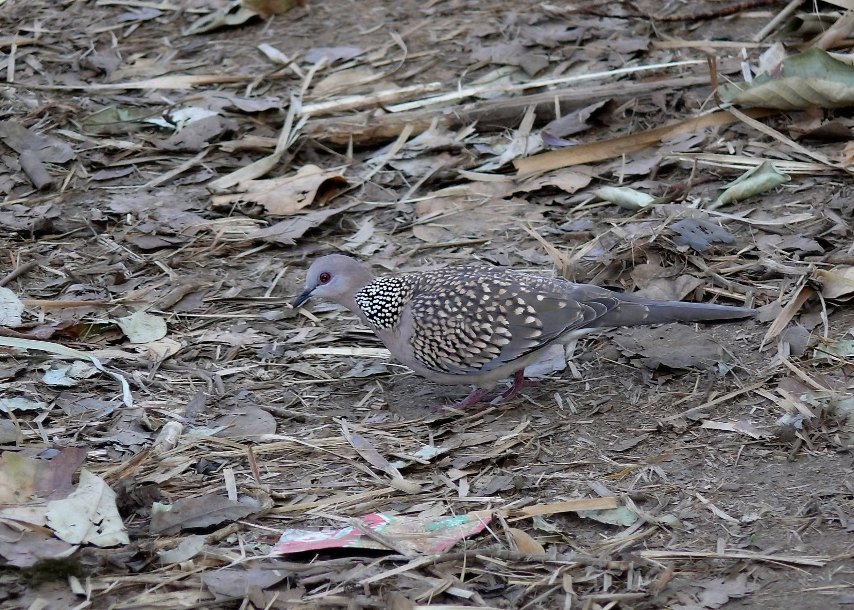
left=1, top=0, right=854, bottom=608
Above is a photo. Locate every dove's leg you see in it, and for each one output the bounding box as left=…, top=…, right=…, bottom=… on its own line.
left=491, top=370, right=537, bottom=404
left=445, top=370, right=534, bottom=410
left=449, top=387, right=493, bottom=410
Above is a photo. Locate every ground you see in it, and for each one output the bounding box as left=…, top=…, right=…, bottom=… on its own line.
left=0, top=0, right=853, bottom=608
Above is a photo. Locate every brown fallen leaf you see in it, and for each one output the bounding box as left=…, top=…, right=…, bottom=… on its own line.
left=211, top=164, right=347, bottom=216
left=761, top=284, right=814, bottom=349
left=340, top=420, right=421, bottom=494
left=0, top=524, right=78, bottom=568
left=213, top=406, right=277, bottom=439
left=514, top=108, right=776, bottom=175
left=247, top=202, right=359, bottom=245
left=508, top=497, right=620, bottom=518
left=701, top=419, right=773, bottom=439
left=697, top=573, right=755, bottom=608
left=813, top=266, right=854, bottom=300
left=0, top=447, right=86, bottom=504
left=0, top=121, right=75, bottom=163
left=313, top=67, right=385, bottom=97
left=634, top=275, right=704, bottom=301
left=150, top=493, right=263, bottom=534
left=242, top=0, right=304, bottom=18
left=202, top=566, right=289, bottom=602
left=506, top=527, right=545, bottom=554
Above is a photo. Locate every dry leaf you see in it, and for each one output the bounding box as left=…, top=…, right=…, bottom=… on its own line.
left=721, top=47, right=854, bottom=109
left=712, top=161, right=791, bottom=209
left=762, top=284, right=814, bottom=348
left=0, top=287, right=24, bottom=327
left=211, top=164, right=347, bottom=216
left=0, top=524, right=78, bottom=568
left=116, top=310, right=168, bottom=344
left=813, top=266, right=854, bottom=299
left=506, top=527, right=545, bottom=554
left=595, top=185, right=657, bottom=210
left=313, top=67, right=382, bottom=96
left=46, top=469, right=130, bottom=546
left=213, top=406, right=277, bottom=438
left=514, top=109, right=776, bottom=175
left=578, top=506, right=640, bottom=527
left=201, top=567, right=289, bottom=600
left=150, top=494, right=263, bottom=534
left=247, top=202, right=358, bottom=245
left=701, top=419, right=772, bottom=439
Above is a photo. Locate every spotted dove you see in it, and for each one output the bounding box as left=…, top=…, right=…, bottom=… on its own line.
left=292, top=254, right=754, bottom=408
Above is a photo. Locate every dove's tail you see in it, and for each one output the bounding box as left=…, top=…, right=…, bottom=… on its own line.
left=586, top=292, right=755, bottom=329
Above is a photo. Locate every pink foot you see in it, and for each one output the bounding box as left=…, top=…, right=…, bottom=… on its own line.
left=491, top=369, right=537, bottom=404
left=437, top=370, right=536, bottom=411
left=445, top=387, right=493, bottom=410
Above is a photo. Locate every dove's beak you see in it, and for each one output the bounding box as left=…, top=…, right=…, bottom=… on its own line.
left=291, top=288, right=313, bottom=309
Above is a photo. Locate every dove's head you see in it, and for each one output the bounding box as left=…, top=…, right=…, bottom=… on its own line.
left=291, top=254, right=376, bottom=310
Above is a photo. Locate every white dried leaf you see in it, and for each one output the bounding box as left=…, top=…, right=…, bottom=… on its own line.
left=116, top=310, right=168, bottom=344
left=0, top=286, right=24, bottom=327
left=46, top=469, right=130, bottom=547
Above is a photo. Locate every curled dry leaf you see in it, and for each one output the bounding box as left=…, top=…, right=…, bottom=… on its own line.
left=341, top=420, right=421, bottom=494
left=541, top=100, right=609, bottom=146
left=43, top=361, right=99, bottom=387
left=595, top=185, right=657, bottom=210
left=151, top=421, right=184, bottom=455
left=515, top=168, right=593, bottom=194
left=712, top=161, right=791, bottom=209
left=202, top=567, right=289, bottom=601
left=313, top=67, right=382, bottom=96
